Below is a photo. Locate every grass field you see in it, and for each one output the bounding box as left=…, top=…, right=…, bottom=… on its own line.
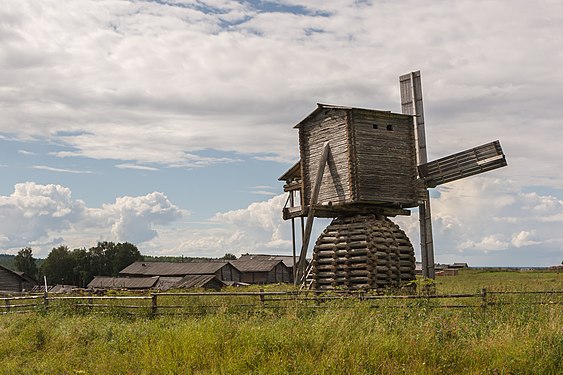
left=1, top=270, right=561, bottom=374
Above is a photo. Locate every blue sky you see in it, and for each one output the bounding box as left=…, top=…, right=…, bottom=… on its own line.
left=1, top=0, right=562, bottom=266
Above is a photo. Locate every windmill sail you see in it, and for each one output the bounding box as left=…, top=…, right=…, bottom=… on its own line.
left=419, top=140, right=507, bottom=188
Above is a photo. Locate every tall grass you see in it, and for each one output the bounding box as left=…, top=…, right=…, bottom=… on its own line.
left=0, top=270, right=561, bottom=374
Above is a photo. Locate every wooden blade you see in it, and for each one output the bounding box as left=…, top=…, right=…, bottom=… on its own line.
left=419, top=140, right=507, bottom=188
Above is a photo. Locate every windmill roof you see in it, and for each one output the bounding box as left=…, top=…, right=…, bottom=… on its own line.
left=294, top=103, right=411, bottom=129
left=119, top=261, right=230, bottom=277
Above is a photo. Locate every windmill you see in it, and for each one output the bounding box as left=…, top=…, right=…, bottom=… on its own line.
left=279, top=70, right=507, bottom=289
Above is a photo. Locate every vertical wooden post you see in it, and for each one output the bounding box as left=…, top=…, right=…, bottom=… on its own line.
left=5, top=298, right=10, bottom=313
left=151, top=294, right=158, bottom=317
left=296, top=142, right=331, bottom=283
left=481, top=288, right=487, bottom=310
left=400, top=71, right=435, bottom=279
left=88, top=295, right=93, bottom=312
left=290, top=191, right=297, bottom=284
left=43, top=292, right=49, bottom=310
left=259, top=289, right=265, bottom=306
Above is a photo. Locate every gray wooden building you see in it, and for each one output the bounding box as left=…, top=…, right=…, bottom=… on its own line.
left=119, top=261, right=242, bottom=282
left=231, top=257, right=291, bottom=284
left=0, top=264, right=37, bottom=293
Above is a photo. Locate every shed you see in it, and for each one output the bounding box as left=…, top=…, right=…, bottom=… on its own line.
left=118, top=261, right=241, bottom=282
left=0, top=264, right=37, bottom=293
left=172, top=275, right=226, bottom=290
left=87, top=276, right=159, bottom=290
left=289, top=104, right=418, bottom=218
left=238, top=253, right=302, bottom=282
left=231, top=258, right=291, bottom=284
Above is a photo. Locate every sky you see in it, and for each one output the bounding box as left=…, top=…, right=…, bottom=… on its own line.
left=1, top=0, right=562, bottom=266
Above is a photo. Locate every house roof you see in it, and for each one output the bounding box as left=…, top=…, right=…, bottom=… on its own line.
left=88, top=276, right=159, bottom=289
left=173, top=274, right=226, bottom=289
left=231, top=258, right=285, bottom=273
left=238, top=254, right=296, bottom=268
left=119, top=261, right=231, bottom=277
left=0, top=264, right=37, bottom=283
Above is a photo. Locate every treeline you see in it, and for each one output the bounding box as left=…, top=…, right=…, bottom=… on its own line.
left=13, top=242, right=143, bottom=287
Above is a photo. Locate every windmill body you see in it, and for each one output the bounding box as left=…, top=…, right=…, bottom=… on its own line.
left=280, top=71, right=507, bottom=289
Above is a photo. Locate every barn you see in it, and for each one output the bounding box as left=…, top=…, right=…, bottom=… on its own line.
left=237, top=254, right=302, bottom=283
left=231, top=257, right=292, bottom=284
left=0, top=264, right=37, bottom=293
left=119, top=261, right=242, bottom=282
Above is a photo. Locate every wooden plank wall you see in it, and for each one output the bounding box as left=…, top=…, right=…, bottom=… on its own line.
left=352, top=110, right=418, bottom=206
left=300, top=108, right=352, bottom=207
left=0, top=267, right=22, bottom=293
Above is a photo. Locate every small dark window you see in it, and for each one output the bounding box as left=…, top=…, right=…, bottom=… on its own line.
left=386, top=124, right=393, bottom=131
left=372, top=124, right=378, bottom=129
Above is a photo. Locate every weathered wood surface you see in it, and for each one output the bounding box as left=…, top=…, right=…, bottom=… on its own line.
left=419, top=140, right=507, bottom=187
left=298, top=105, right=418, bottom=214
left=311, top=215, right=415, bottom=290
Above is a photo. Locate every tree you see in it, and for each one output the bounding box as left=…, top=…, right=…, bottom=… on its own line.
left=15, top=247, right=38, bottom=280
left=221, top=253, right=237, bottom=260
left=40, top=245, right=76, bottom=285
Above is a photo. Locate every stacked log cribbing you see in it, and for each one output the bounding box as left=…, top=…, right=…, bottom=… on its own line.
left=311, top=214, right=415, bottom=290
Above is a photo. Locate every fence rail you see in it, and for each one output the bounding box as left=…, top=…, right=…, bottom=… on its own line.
left=1, top=289, right=561, bottom=316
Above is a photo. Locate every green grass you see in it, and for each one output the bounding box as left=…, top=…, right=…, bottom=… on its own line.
left=0, top=270, right=562, bottom=374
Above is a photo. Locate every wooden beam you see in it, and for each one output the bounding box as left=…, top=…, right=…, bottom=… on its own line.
left=296, top=142, right=331, bottom=283
left=400, top=71, right=435, bottom=279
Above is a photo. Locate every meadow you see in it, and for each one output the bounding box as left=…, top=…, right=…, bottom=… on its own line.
left=0, top=269, right=561, bottom=374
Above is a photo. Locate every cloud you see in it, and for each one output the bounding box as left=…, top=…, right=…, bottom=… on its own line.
left=18, top=149, right=35, bottom=155
left=0, top=183, right=183, bottom=256
left=0, top=0, right=560, bottom=184
left=100, top=192, right=185, bottom=243
left=32, top=165, right=93, bottom=174
left=0, top=182, right=86, bottom=249
left=115, top=163, right=159, bottom=171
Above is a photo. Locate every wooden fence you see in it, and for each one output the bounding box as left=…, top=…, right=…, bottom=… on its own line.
left=1, top=289, right=561, bottom=316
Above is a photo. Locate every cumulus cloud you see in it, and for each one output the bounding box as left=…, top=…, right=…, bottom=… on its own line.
left=0, top=182, right=86, bottom=249
left=0, top=183, right=183, bottom=256
left=396, top=176, right=563, bottom=265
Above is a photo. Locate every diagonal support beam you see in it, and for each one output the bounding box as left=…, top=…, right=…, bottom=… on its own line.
left=296, top=142, right=331, bottom=283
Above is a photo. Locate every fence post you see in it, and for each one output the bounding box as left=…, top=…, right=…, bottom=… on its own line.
left=5, top=298, right=10, bottom=313
left=481, top=288, right=487, bottom=310
left=88, top=295, right=93, bottom=312
left=151, top=294, right=158, bottom=317
left=259, top=289, right=265, bottom=306
left=43, top=292, right=49, bottom=311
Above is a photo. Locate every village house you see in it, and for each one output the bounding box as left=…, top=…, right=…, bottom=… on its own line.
left=0, top=264, right=37, bottom=293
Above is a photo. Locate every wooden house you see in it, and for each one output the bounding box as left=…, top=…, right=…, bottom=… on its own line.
left=118, top=261, right=242, bottom=282
left=281, top=104, right=418, bottom=220
left=231, top=257, right=291, bottom=284
left=0, top=264, right=37, bottom=293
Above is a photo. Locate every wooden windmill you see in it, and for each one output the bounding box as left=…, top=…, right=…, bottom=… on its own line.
left=280, top=70, right=507, bottom=288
